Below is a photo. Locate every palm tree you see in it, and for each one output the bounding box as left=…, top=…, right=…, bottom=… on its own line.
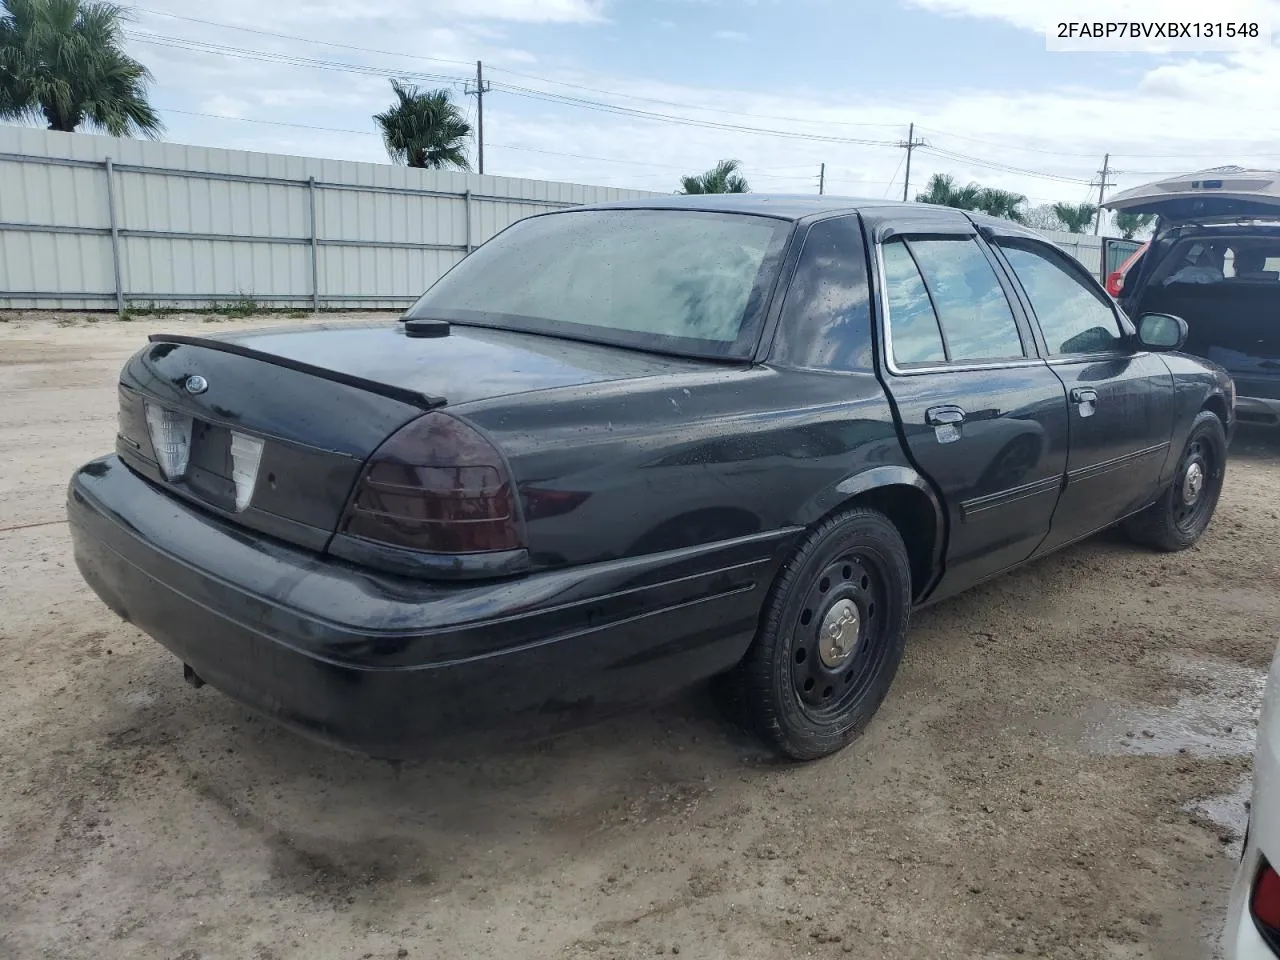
left=0, top=0, right=161, bottom=137
left=1114, top=211, right=1156, bottom=240
left=373, top=80, right=471, bottom=171
left=915, top=173, right=980, bottom=210
left=1052, top=202, right=1099, bottom=234
left=679, top=159, right=749, bottom=194
left=975, top=187, right=1028, bottom=224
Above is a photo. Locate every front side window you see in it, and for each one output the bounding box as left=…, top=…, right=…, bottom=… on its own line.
left=408, top=209, right=791, bottom=360
left=773, top=216, right=873, bottom=372
left=1001, top=242, right=1124, bottom=354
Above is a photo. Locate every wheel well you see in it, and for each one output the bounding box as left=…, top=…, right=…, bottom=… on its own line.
left=842, top=484, right=938, bottom=601
left=1202, top=393, right=1229, bottom=426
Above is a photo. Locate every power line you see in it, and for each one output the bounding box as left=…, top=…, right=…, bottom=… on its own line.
left=129, top=31, right=903, bottom=149
left=919, top=145, right=1093, bottom=184
left=918, top=125, right=1100, bottom=159
left=883, top=152, right=907, bottom=198
left=133, top=7, right=477, bottom=68
left=132, top=7, right=901, bottom=131
left=154, top=106, right=833, bottom=181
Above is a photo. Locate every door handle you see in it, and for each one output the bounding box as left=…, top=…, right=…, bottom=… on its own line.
left=925, top=405, right=966, bottom=426
left=1070, top=387, right=1098, bottom=404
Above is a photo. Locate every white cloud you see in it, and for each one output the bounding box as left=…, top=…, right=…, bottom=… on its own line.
left=199, top=94, right=249, bottom=119
left=902, top=0, right=1280, bottom=35
left=117, top=0, right=1280, bottom=220
left=713, top=29, right=749, bottom=41
left=436, top=0, right=608, bottom=23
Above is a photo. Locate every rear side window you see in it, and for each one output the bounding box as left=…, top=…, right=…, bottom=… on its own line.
left=882, top=240, right=946, bottom=365
left=1001, top=242, right=1124, bottom=354
left=882, top=237, right=1023, bottom=366
left=772, top=216, right=874, bottom=371
left=906, top=239, right=1024, bottom=361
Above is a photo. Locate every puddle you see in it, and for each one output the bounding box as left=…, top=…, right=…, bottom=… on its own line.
left=1074, top=655, right=1264, bottom=862
left=1082, top=655, right=1265, bottom=759
left=1188, top=776, right=1251, bottom=859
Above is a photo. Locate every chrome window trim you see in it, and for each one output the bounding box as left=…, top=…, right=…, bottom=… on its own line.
left=874, top=236, right=1041, bottom=378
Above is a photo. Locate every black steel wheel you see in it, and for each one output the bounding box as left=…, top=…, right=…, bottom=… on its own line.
left=1124, top=410, right=1227, bottom=552
left=723, top=506, right=912, bottom=761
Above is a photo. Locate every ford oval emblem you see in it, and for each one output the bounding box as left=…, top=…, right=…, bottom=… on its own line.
left=185, top=375, right=208, bottom=395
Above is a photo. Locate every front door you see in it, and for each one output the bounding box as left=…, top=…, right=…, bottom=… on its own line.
left=872, top=222, right=1070, bottom=599
left=992, top=236, right=1175, bottom=553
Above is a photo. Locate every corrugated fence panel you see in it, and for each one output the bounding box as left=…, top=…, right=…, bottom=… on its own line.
left=0, top=126, right=1111, bottom=311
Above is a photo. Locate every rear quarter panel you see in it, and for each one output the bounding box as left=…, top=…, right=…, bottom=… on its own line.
left=453, top=365, right=911, bottom=570
left=1158, top=353, right=1235, bottom=482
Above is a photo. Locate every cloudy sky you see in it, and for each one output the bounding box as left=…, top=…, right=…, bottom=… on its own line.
left=102, top=0, right=1280, bottom=215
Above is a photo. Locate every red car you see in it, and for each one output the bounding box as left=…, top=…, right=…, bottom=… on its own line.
left=1106, top=241, right=1148, bottom=297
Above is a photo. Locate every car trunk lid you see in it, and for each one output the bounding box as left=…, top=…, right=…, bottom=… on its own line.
left=116, top=321, right=708, bottom=554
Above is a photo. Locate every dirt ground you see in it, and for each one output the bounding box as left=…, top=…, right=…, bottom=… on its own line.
left=2, top=311, right=1278, bottom=960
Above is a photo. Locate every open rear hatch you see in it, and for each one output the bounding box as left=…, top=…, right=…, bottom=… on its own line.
left=1106, top=167, right=1280, bottom=413
left=1106, top=166, right=1280, bottom=224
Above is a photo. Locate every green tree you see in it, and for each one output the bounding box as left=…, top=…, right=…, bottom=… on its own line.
left=915, top=173, right=981, bottom=210
left=915, top=174, right=1027, bottom=223
left=679, top=158, right=749, bottom=194
left=974, top=187, right=1028, bottom=224
left=1113, top=211, right=1156, bottom=239
left=1052, top=202, right=1099, bottom=234
left=373, top=80, right=471, bottom=170
left=0, top=0, right=161, bottom=136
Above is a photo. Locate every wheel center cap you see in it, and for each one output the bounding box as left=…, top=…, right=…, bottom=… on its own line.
left=819, top=598, right=860, bottom=668
left=1182, top=461, right=1204, bottom=504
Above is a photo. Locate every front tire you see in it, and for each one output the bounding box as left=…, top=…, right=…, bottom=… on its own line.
left=1123, top=410, right=1227, bottom=551
left=728, top=507, right=912, bottom=761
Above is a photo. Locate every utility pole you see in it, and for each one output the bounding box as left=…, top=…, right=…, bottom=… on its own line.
left=900, top=122, right=925, bottom=202
left=1093, top=152, right=1113, bottom=235
left=468, top=60, right=491, bottom=175
left=819, top=162, right=825, bottom=195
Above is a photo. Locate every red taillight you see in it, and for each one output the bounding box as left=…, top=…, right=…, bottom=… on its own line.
left=343, top=411, right=523, bottom=554
left=1253, top=861, right=1280, bottom=932
left=1106, top=271, right=1125, bottom=297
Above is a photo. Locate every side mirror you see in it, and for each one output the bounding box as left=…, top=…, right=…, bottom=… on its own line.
left=1136, top=312, right=1188, bottom=352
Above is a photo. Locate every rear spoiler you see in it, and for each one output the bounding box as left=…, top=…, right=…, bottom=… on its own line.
left=147, top=333, right=447, bottom=411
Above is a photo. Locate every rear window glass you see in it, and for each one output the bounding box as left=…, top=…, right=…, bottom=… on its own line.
left=408, top=209, right=791, bottom=360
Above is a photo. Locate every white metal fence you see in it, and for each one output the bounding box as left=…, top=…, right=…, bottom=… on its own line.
left=0, top=127, right=657, bottom=311
left=0, top=126, right=1110, bottom=312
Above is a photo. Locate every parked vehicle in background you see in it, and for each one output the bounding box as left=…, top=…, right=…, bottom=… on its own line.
left=1223, top=640, right=1280, bottom=958
left=1105, top=240, right=1148, bottom=297
left=1106, top=167, right=1280, bottom=426
left=68, top=196, right=1234, bottom=762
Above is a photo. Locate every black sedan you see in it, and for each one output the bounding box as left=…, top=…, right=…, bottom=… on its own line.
left=68, top=195, right=1234, bottom=761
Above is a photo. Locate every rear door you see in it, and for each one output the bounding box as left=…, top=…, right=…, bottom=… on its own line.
left=986, top=231, right=1176, bottom=553
left=868, top=212, right=1070, bottom=599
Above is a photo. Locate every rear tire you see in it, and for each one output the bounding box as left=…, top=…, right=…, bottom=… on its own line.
left=725, top=507, right=912, bottom=761
left=1123, top=410, right=1227, bottom=551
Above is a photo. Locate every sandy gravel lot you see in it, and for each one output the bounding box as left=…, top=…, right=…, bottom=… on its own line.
left=2, top=312, right=1278, bottom=960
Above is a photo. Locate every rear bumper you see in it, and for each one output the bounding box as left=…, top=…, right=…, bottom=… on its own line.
left=68, top=456, right=791, bottom=757
left=1236, top=394, right=1280, bottom=427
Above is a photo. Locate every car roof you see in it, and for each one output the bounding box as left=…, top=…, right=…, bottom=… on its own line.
left=574, top=193, right=918, bottom=221
left=564, top=194, right=1054, bottom=240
